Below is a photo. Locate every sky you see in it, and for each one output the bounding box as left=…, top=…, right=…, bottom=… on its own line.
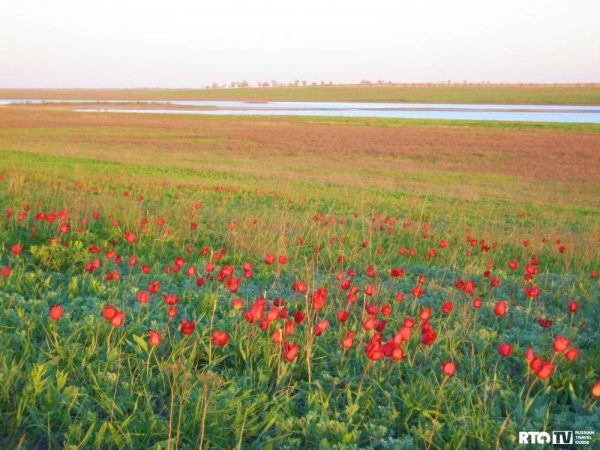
left=1, top=0, right=599, bottom=88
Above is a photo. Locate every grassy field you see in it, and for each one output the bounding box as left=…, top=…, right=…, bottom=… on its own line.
left=0, top=105, right=599, bottom=449
left=1, top=84, right=600, bottom=104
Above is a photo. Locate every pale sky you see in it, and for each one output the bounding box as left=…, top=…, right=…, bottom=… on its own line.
left=1, top=0, right=599, bottom=88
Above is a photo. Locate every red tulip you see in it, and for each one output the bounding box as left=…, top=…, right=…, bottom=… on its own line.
left=11, top=244, right=22, bottom=256
left=375, top=320, right=387, bottom=333
left=525, top=347, right=535, bottom=361
left=524, top=286, right=540, bottom=299
left=421, top=329, right=437, bottom=346
left=365, top=341, right=384, bottom=361
left=266, top=306, right=279, bottom=322
left=498, top=343, right=513, bottom=357
left=311, top=288, right=328, bottom=310
left=419, top=307, right=432, bottom=321
left=102, top=305, right=118, bottom=320
left=148, top=331, right=162, bottom=347
left=244, top=300, right=266, bottom=324
left=1, top=266, right=10, bottom=277
left=381, top=304, right=392, bottom=317
left=535, top=361, right=554, bottom=380
left=395, top=292, right=404, bottom=302
left=442, top=361, right=456, bottom=377
left=365, top=285, right=376, bottom=296
left=110, top=312, right=125, bottom=328
left=568, top=302, right=579, bottom=313
left=363, top=315, right=377, bottom=331
left=137, top=291, right=150, bottom=304
left=272, top=329, right=283, bottom=344
left=553, top=335, right=571, bottom=353
left=342, top=331, right=354, bottom=350
left=212, top=331, right=229, bottom=346
left=530, top=357, right=542, bottom=371
left=313, top=320, right=330, bottom=336
left=284, top=342, right=299, bottom=362
left=508, top=261, right=518, bottom=270
left=293, top=281, right=308, bottom=293
left=337, top=310, right=349, bottom=322
left=232, top=298, right=243, bottom=310
left=149, top=281, right=160, bottom=294
left=168, top=307, right=177, bottom=318
left=278, top=255, right=288, bottom=264
left=537, top=318, right=553, bottom=328
left=442, top=301, right=454, bottom=314
left=49, top=305, right=64, bottom=321
left=411, top=286, right=424, bottom=298
left=264, top=253, right=275, bottom=265
left=162, top=294, right=180, bottom=306
left=592, top=380, right=600, bottom=397
left=124, top=232, right=136, bottom=244
left=390, top=345, right=405, bottom=361
left=473, top=298, right=482, bottom=309
left=226, top=277, right=240, bottom=293
left=565, top=348, right=579, bottom=361
left=491, top=277, right=500, bottom=287
left=493, top=301, right=507, bottom=317
left=284, top=321, right=295, bottom=335
left=181, top=320, right=195, bottom=335
left=293, top=311, right=306, bottom=324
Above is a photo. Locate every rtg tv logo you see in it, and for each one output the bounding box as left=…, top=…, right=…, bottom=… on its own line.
left=519, top=431, right=573, bottom=445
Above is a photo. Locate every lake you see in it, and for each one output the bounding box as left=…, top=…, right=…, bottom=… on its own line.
left=3, top=99, right=600, bottom=123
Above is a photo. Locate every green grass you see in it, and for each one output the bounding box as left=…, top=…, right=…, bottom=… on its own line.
left=0, top=108, right=599, bottom=448
left=2, top=84, right=600, bottom=104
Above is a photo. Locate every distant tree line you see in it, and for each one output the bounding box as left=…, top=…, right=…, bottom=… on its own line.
left=202, top=81, right=600, bottom=89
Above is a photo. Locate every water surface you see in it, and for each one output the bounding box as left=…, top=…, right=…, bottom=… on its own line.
left=3, top=99, right=600, bottom=123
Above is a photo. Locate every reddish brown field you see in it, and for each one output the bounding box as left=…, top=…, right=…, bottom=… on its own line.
left=1, top=106, right=599, bottom=207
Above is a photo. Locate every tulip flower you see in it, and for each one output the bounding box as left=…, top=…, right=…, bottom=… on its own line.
left=311, top=288, right=328, bottom=310
left=212, top=331, right=229, bottom=346
left=442, top=361, right=456, bottom=377
left=553, top=335, right=571, bottom=353
left=181, top=320, right=195, bottom=335
left=535, top=362, right=554, bottom=380
left=148, top=331, right=162, bottom=347
left=342, top=331, right=354, bottom=350
left=49, top=305, right=64, bottom=321
left=102, top=305, right=118, bottom=320
left=494, top=301, right=507, bottom=317
left=565, top=348, right=579, bottom=361
left=592, top=380, right=600, bottom=397
left=110, top=312, right=125, bottom=328
left=498, top=343, right=513, bottom=357
left=284, top=342, right=299, bottom=362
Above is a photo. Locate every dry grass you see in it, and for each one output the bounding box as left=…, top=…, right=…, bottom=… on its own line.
left=1, top=107, right=599, bottom=207
left=1, top=84, right=600, bottom=104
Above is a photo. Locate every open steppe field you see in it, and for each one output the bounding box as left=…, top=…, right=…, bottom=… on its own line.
left=1, top=84, right=600, bottom=104
left=0, top=105, right=599, bottom=449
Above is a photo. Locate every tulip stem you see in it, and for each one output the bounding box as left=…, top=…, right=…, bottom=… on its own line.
left=522, top=378, right=539, bottom=427
left=426, top=377, right=449, bottom=450
left=357, top=360, right=372, bottom=399
left=198, top=383, right=209, bottom=450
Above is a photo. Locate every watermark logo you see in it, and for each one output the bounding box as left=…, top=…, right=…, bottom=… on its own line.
left=519, top=430, right=594, bottom=445
left=519, top=432, right=551, bottom=444
left=552, top=431, right=574, bottom=445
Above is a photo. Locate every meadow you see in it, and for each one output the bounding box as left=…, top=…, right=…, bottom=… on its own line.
left=0, top=101, right=599, bottom=449
left=1, top=84, right=600, bottom=104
